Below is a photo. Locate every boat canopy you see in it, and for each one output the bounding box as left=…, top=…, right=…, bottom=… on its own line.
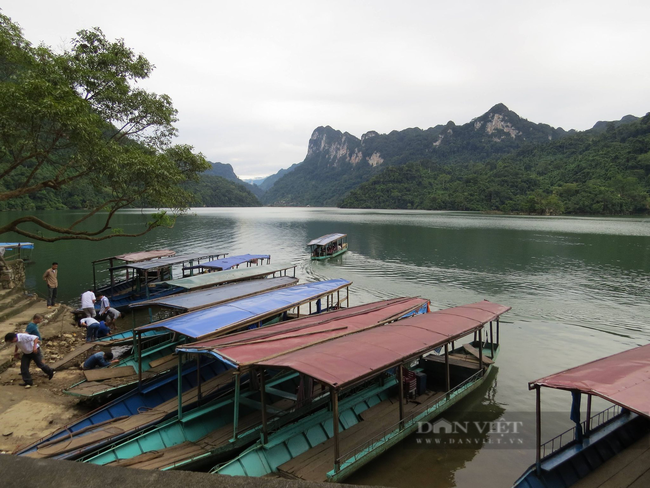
left=307, top=233, right=347, bottom=247
left=177, top=297, right=429, bottom=368
left=161, top=263, right=297, bottom=290
left=0, top=242, right=34, bottom=250
left=530, top=344, right=650, bottom=418
left=115, top=253, right=224, bottom=271
left=193, top=254, right=271, bottom=271
left=129, top=276, right=299, bottom=311
left=253, top=301, right=511, bottom=390
left=136, top=278, right=352, bottom=339
left=92, top=249, right=175, bottom=264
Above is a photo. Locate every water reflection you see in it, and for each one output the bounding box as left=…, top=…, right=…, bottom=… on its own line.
left=1, top=207, right=649, bottom=486
left=346, top=367, right=503, bottom=488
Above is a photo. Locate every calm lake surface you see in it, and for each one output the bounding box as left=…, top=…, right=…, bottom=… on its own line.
left=3, top=207, right=650, bottom=487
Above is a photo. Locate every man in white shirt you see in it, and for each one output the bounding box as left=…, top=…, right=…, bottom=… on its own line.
left=4, top=332, right=54, bottom=387
left=80, top=290, right=97, bottom=318
left=97, top=293, right=111, bottom=317
left=79, top=317, right=100, bottom=342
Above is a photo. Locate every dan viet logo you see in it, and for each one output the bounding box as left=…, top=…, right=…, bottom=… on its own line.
left=414, top=417, right=525, bottom=448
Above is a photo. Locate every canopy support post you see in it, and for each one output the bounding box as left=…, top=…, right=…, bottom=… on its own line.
left=478, top=328, right=483, bottom=370
left=232, top=371, right=241, bottom=441
left=196, top=355, right=202, bottom=406
left=260, top=368, right=268, bottom=445
left=586, top=394, right=592, bottom=435
left=398, top=365, right=405, bottom=430
left=536, top=385, right=541, bottom=476
left=332, top=387, right=340, bottom=473
left=496, top=318, right=500, bottom=345
left=490, top=321, right=494, bottom=359
left=445, top=343, right=450, bottom=396
left=177, top=353, right=183, bottom=420
left=137, top=331, right=143, bottom=392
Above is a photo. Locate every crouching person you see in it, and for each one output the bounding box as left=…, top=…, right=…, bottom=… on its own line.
left=83, top=351, right=118, bottom=370
left=4, top=332, right=54, bottom=388
left=79, top=317, right=100, bottom=342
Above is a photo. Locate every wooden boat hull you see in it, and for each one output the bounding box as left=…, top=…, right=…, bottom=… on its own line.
left=513, top=412, right=650, bottom=488
left=215, top=341, right=499, bottom=482
left=17, top=357, right=232, bottom=459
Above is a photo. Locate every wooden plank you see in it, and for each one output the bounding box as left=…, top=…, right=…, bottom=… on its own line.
left=463, top=344, right=494, bottom=365
left=573, top=433, right=650, bottom=488
left=50, top=343, right=97, bottom=371
left=424, top=354, right=482, bottom=370
left=149, top=353, right=177, bottom=369
left=84, top=366, right=136, bottom=382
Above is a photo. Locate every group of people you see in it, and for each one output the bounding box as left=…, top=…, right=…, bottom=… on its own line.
left=2, top=263, right=126, bottom=389
left=78, top=289, right=122, bottom=342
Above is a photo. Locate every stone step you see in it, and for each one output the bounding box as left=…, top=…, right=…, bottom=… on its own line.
left=0, top=286, right=21, bottom=303
left=0, top=295, right=40, bottom=324
left=0, top=292, right=26, bottom=311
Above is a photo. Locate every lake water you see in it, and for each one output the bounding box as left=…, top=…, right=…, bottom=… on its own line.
left=2, top=207, right=650, bottom=487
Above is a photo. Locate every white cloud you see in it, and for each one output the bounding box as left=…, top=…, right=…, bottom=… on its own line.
left=4, top=0, right=650, bottom=176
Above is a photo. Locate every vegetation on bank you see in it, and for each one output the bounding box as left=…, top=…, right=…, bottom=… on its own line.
left=340, top=114, right=650, bottom=215
left=0, top=14, right=259, bottom=242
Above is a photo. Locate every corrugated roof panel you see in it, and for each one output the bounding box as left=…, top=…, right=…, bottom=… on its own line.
left=136, top=278, right=351, bottom=339
left=307, top=234, right=347, bottom=246
left=161, top=263, right=296, bottom=290
left=130, top=276, right=299, bottom=311
left=257, top=301, right=511, bottom=389
left=198, top=254, right=271, bottom=271
left=531, top=344, right=650, bottom=419
left=177, top=297, right=429, bottom=365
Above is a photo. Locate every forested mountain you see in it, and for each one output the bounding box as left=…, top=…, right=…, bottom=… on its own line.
left=204, top=161, right=265, bottom=199
left=262, top=104, right=573, bottom=206
left=259, top=163, right=299, bottom=192
left=340, top=114, right=650, bottom=215
left=184, top=175, right=261, bottom=207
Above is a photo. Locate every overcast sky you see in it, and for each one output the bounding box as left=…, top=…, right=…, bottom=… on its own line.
left=4, top=1, right=650, bottom=178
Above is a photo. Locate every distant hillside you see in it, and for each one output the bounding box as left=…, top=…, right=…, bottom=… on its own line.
left=204, top=161, right=265, bottom=199
left=590, top=115, right=640, bottom=134
left=340, top=113, right=650, bottom=215
left=259, top=163, right=300, bottom=192
left=184, top=175, right=261, bottom=207
left=262, top=104, right=575, bottom=206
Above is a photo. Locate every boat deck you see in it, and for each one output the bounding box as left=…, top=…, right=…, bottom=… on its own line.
left=573, top=433, right=650, bottom=488
left=109, top=398, right=294, bottom=470
left=28, top=371, right=235, bottom=458
left=277, top=389, right=445, bottom=482
left=65, top=356, right=178, bottom=398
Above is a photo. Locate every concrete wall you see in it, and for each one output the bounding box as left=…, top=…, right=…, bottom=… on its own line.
left=0, top=455, right=382, bottom=488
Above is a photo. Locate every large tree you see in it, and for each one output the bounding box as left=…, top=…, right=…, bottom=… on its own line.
left=0, top=13, right=210, bottom=241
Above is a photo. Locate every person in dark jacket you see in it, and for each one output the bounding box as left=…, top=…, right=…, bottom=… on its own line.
left=83, top=351, right=118, bottom=370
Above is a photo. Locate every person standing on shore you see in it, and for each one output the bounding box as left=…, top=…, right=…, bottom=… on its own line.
left=42, top=262, right=58, bottom=309
left=4, top=332, right=54, bottom=388
left=97, top=293, right=110, bottom=319
left=80, top=289, right=96, bottom=318
left=25, top=313, right=44, bottom=340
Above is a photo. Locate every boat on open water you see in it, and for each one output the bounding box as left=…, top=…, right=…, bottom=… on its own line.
left=513, top=343, right=650, bottom=488
left=308, top=234, right=348, bottom=260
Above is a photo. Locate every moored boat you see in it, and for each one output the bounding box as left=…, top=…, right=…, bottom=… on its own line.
left=80, top=297, right=429, bottom=469
left=63, top=279, right=352, bottom=401
left=308, top=234, right=348, bottom=260
left=214, top=300, right=511, bottom=482
left=513, top=344, right=650, bottom=488
left=92, top=251, right=227, bottom=309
